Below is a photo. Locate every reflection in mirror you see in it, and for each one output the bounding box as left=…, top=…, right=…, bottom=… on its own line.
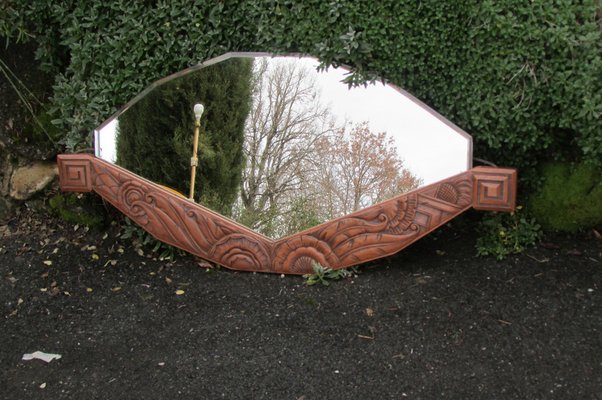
left=95, top=54, right=472, bottom=239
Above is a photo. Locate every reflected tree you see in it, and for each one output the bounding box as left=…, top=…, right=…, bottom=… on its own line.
left=306, top=122, right=422, bottom=219
left=238, top=58, right=334, bottom=236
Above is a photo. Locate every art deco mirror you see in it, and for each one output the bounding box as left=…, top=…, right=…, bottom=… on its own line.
left=58, top=53, right=516, bottom=275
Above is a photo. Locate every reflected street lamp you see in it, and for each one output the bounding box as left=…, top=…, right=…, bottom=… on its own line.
left=189, top=103, right=205, bottom=201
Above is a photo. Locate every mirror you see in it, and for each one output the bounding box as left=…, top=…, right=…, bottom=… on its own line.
left=95, top=53, right=472, bottom=239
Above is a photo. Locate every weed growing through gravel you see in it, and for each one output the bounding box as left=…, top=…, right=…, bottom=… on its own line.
left=303, top=262, right=359, bottom=286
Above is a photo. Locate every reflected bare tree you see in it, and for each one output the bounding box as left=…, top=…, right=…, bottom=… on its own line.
left=238, top=58, right=334, bottom=236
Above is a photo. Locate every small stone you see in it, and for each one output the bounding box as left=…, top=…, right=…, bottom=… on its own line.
left=9, top=162, right=58, bottom=200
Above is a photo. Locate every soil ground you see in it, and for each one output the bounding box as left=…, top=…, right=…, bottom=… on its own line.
left=0, top=207, right=600, bottom=399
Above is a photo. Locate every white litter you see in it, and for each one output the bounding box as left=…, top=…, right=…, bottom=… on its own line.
left=22, top=351, right=62, bottom=363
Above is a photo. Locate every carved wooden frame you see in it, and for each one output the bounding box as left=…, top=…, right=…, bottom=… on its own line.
left=58, top=154, right=516, bottom=275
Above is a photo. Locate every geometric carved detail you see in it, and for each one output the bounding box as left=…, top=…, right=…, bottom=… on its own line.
left=57, top=154, right=92, bottom=192
left=57, top=154, right=517, bottom=274
left=472, top=167, right=517, bottom=211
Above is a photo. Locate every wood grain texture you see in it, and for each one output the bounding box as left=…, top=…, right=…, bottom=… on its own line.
left=58, top=154, right=517, bottom=275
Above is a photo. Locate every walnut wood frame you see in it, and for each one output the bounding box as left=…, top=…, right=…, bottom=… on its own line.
left=58, top=154, right=516, bottom=275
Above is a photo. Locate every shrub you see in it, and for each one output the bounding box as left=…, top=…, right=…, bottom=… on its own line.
left=476, top=207, right=541, bottom=260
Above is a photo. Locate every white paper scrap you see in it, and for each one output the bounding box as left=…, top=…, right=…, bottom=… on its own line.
left=22, top=351, right=62, bottom=363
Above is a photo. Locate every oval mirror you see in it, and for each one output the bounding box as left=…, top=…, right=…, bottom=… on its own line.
left=95, top=53, right=472, bottom=239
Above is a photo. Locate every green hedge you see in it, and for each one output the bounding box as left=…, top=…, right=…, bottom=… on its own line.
left=3, top=1, right=600, bottom=188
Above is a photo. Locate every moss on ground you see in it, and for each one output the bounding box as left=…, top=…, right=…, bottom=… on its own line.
left=48, top=193, right=105, bottom=227
left=528, top=162, right=602, bottom=233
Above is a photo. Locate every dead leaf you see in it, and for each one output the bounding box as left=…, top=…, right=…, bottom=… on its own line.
left=593, top=229, right=601, bottom=241
left=43, top=260, right=53, bottom=266
left=165, top=277, right=173, bottom=285
left=197, top=259, right=214, bottom=269
left=365, top=307, right=375, bottom=317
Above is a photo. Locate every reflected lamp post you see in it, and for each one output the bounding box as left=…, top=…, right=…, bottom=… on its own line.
left=189, top=103, right=204, bottom=201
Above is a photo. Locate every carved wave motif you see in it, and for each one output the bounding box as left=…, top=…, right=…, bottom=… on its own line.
left=388, top=194, right=418, bottom=233
left=337, top=232, right=419, bottom=265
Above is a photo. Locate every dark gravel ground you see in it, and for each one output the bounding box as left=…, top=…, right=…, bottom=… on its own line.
left=0, top=208, right=600, bottom=399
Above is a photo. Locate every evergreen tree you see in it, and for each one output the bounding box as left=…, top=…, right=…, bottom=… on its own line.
left=116, top=58, right=253, bottom=216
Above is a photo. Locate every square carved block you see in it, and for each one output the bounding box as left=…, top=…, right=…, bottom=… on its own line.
left=57, top=154, right=93, bottom=192
left=472, top=167, right=517, bottom=212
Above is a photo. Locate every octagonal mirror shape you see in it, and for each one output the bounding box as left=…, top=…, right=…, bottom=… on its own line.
left=94, top=53, right=472, bottom=239
left=59, top=52, right=516, bottom=275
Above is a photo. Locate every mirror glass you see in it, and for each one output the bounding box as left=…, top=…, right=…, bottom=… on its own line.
left=95, top=53, right=472, bottom=239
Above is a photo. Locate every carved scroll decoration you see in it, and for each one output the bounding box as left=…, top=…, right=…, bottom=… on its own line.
left=58, top=154, right=516, bottom=275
